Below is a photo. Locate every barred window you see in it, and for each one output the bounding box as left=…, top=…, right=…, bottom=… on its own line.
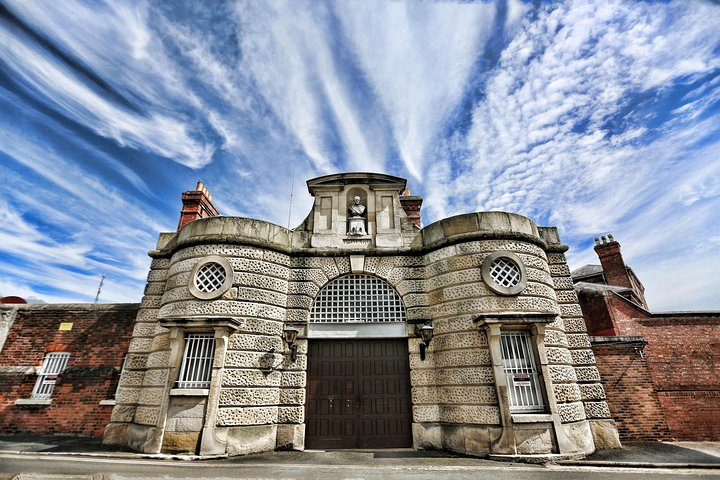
left=31, top=352, right=70, bottom=399
left=489, top=257, right=521, bottom=288
left=194, top=262, right=227, bottom=293
left=310, top=274, right=406, bottom=323
left=500, top=331, right=544, bottom=412
left=177, top=334, right=215, bottom=389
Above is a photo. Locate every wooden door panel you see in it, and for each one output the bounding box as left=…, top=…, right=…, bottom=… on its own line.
left=306, top=339, right=411, bottom=449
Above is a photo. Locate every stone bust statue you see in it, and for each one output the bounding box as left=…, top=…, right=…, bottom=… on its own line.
left=348, top=196, right=366, bottom=218
left=347, top=195, right=367, bottom=235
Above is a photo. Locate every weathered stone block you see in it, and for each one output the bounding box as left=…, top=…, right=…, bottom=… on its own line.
left=515, top=427, right=553, bottom=454
left=219, top=387, right=279, bottom=406
left=413, top=405, right=440, bottom=422
left=575, top=366, right=601, bottom=382
left=571, top=349, right=596, bottom=365
left=141, top=369, right=169, bottom=387
left=544, top=330, right=568, bottom=347
left=579, top=383, right=606, bottom=401
left=549, top=365, right=577, bottom=383
left=276, top=424, right=305, bottom=451
left=439, top=405, right=501, bottom=424
left=280, top=371, right=306, bottom=388
left=589, top=419, right=622, bottom=449
left=563, top=317, right=587, bottom=333
left=557, top=402, right=586, bottom=422
left=584, top=401, right=612, bottom=419
left=138, top=387, right=165, bottom=406
left=545, top=347, right=573, bottom=365
left=432, top=332, right=487, bottom=350
left=438, top=367, right=495, bottom=385
left=566, top=334, right=591, bottom=349
left=413, top=422, right=442, bottom=450
left=553, top=384, right=581, bottom=402
left=223, top=369, right=282, bottom=387
left=277, top=406, right=304, bottom=423
left=217, top=406, right=278, bottom=426
left=279, top=388, right=305, bottom=405
left=135, top=406, right=160, bottom=426
left=228, top=333, right=284, bottom=352
left=162, top=432, right=199, bottom=453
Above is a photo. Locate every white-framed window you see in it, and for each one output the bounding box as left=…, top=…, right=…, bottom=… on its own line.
left=31, top=352, right=70, bottom=399
left=176, top=334, right=215, bottom=389
left=113, top=354, right=129, bottom=398
left=500, top=331, right=544, bottom=412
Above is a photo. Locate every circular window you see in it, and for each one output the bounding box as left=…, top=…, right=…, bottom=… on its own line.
left=188, top=255, right=233, bottom=300
left=481, top=251, right=527, bottom=296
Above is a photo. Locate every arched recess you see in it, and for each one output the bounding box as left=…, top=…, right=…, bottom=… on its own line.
left=308, top=274, right=407, bottom=338
left=305, top=273, right=412, bottom=449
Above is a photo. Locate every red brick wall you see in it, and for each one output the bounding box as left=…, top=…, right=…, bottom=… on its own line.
left=591, top=338, right=672, bottom=441
left=588, top=293, right=720, bottom=440
left=0, top=304, right=138, bottom=437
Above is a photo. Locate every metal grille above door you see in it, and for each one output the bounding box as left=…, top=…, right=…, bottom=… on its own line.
left=310, top=275, right=406, bottom=323
left=305, top=339, right=412, bottom=449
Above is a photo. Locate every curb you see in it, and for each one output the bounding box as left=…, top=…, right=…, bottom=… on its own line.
left=0, top=450, right=226, bottom=461
left=558, top=460, right=720, bottom=470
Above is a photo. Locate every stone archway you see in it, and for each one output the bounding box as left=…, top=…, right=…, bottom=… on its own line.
left=304, top=274, right=411, bottom=449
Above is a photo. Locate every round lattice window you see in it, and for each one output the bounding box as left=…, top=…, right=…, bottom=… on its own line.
left=188, top=256, right=233, bottom=300
left=481, top=251, right=527, bottom=296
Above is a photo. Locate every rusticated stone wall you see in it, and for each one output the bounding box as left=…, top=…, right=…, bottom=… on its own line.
left=545, top=250, right=617, bottom=450
left=106, top=203, right=614, bottom=457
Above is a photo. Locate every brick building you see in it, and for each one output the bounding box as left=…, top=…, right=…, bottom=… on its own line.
left=3, top=173, right=716, bottom=454
left=0, top=304, right=137, bottom=437
left=573, top=236, right=720, bottom=441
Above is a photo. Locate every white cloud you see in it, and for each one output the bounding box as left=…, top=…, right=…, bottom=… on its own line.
left=1, top=1, right=215, bottom=168
left=336, top=1, right=497, bottom=180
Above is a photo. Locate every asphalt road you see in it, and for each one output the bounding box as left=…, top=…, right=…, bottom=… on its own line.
left=1, top=453, right=719, bottom=480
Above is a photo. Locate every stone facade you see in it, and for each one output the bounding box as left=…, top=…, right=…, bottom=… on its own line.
left=104, top=173, right=617, bottom=457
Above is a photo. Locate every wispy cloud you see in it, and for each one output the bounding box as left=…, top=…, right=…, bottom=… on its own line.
left=0, top=0, right=718, bottom=311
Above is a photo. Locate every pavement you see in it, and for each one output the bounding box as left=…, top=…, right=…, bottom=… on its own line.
left=0, top=434, right=719, bottom=470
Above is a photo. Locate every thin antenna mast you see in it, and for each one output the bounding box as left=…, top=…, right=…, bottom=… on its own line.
left=94, top=274, right=106, bottom=304
left=287, top=158, right=297, bottom=230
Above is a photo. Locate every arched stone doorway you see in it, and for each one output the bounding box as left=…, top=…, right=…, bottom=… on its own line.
left=305, top=274, right=412, bottom=449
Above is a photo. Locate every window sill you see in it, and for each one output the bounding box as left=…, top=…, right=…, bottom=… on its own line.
left=99, top=399, right=116, bottom=406
left=15, top=398, right=52, bottom=406
left=511, top=413, right=552, bottom=423
left=169, top=388, right=209, bottom=396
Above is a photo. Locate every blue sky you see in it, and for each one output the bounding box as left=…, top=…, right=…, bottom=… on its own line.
left=1, top=0, right=719, bottom=311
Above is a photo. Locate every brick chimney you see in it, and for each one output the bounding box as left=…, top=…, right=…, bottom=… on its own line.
left=177, top=182, right=220, bottom=231
left=399, top=188, right=423, bottom=228
left=594, top=234, right=632, bottom=289
left=594, top=234, right=648, bottom=308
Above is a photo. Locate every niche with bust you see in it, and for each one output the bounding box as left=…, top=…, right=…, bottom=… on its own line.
left=346, top=189, right=368, bottom=236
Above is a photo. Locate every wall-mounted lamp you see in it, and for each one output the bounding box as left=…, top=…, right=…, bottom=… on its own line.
left=417, top=323, right=434, bottom=361
left=283, top=325, right=300, bottom=362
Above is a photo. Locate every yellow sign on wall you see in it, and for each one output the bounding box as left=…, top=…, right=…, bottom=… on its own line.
left=58, top=322, right=73, bottom=331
